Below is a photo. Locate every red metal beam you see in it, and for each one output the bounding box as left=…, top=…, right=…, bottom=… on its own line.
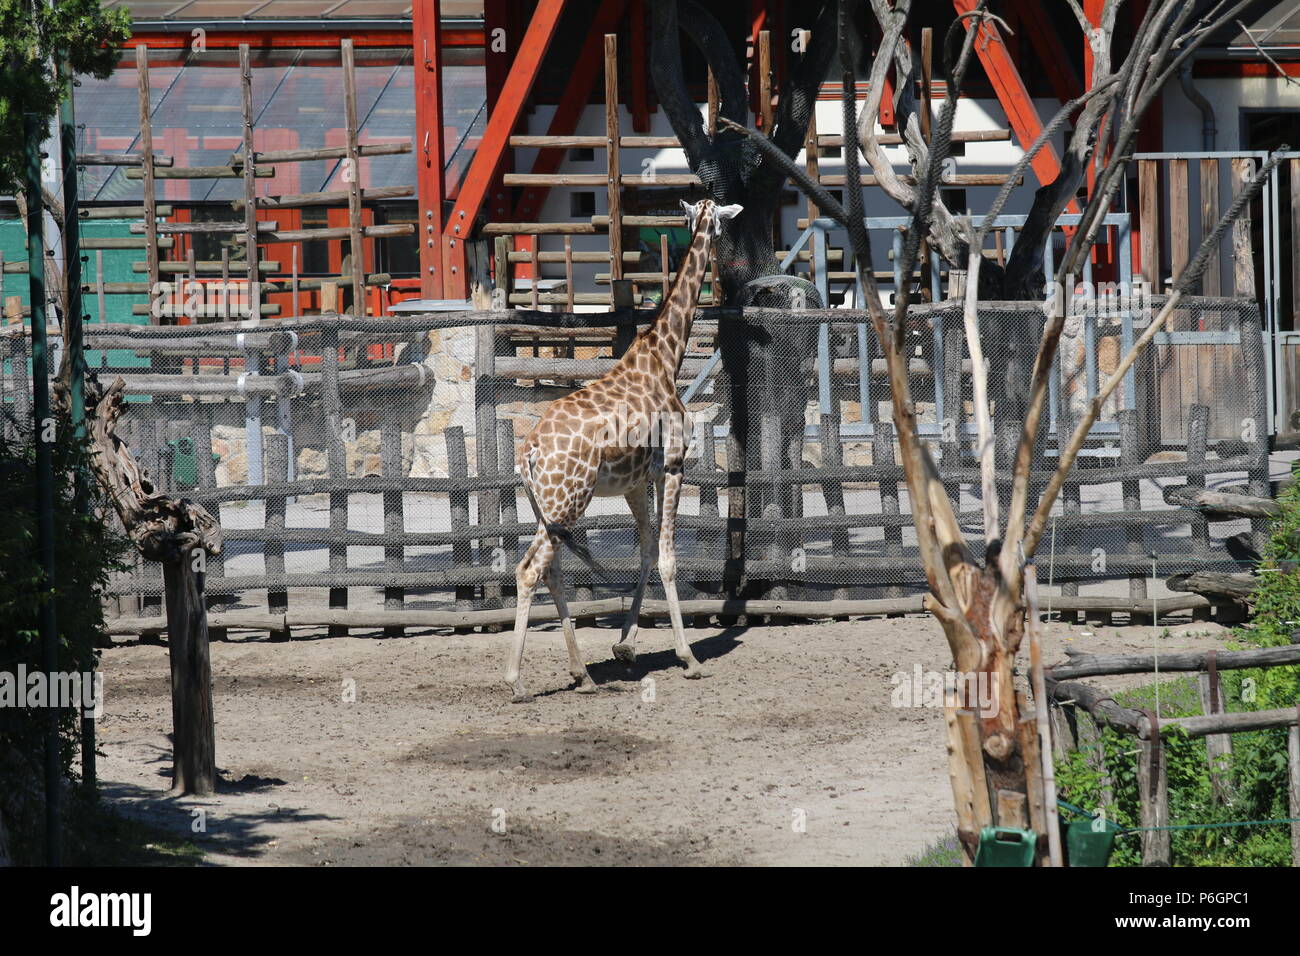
left=1015, top=0, right=1080, bottom=105
left=951, top=0, right=1063, bottom=190
left=442, top=0, right=569, bottom=298
left=414, top=0, right=447, bottom=297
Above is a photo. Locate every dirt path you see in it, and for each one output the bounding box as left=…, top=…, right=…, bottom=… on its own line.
left=94, top=615, right=1238, bottom=866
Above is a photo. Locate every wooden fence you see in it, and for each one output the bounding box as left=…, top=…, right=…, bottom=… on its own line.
left=0, top=300, right=1270, bottom=638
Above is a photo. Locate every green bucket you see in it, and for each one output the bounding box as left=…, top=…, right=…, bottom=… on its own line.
left=974, top=826, right=1038, bottom=867
left=1066, top=817, right=1120, bottom=867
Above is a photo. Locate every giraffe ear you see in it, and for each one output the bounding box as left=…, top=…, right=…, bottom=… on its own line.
left=716, top=204, right=744, bottom=220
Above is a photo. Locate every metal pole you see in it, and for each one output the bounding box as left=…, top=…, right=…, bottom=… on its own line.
left=59, top=64, right=94, bottom=795
left=25, top=111, right=62, bottom=866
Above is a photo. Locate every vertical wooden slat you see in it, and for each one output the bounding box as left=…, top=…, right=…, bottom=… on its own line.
left=1169, top=159, right=1193, bottom=438
left=382, top=409, right=405, bottom=636
left=322, top=326, right=348, bottom=635
left=446, top=426, right=474, bottom=623
left=1232, top=157, right=1258, bottom=441
left=1119, top=409, right=1147, bottom=625
left=563, top=235, right=574, bottom=311
left=706, top=66, right=718, bottom=139
left=530, top=239, right=540, bottom=310
left=239, top=44, right=260, bottom=322
left=497, top=418, right=518, bottom=607
left=1138, top=159, right=1159, bottom=288
left=341, top=39, right=366, bottom=317
left=874, top=421, right=903, bottom=601
left=758, top=30, right=773, bottom=132
left=1197, top=670, right=1232, bottom=800
left=265, top=432, right=290, bottom=641
left=660, top=233, right=670, bottom=300
left=604, top=33, right=623, bottom=283
left=136, top=45, right=159, bottom=323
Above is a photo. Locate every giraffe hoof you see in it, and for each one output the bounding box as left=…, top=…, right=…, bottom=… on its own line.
left=573, top=678, right=599, bottom=694
left=505, top=679, right=531, bottom=703
left=612, top=643, right=637, bottom=665
left=682, top=662, right=711, bottom=679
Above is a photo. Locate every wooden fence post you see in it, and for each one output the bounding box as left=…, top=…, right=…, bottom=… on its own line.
left=265, top=431, right=290, bottom=640
left=1137, top=719, right=1171, bottom=866
left=382, top=409, right=405, bottom=637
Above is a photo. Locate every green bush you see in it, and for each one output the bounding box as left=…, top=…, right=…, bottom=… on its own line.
left=0, top=421, right=129, bottom=864
left=1055, top=464, right=1300, bottom=867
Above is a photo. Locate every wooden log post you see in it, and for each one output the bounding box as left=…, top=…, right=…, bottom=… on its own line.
left=340, top=39, right=367, bottom=317
left=86, top=378, right=221, bottom=795
left=264, top=432, right=290, bottom=640
left=322, top=326, right=349, bottom=636
left=472, top=239, right=503, bottom=624
left=1289, top=704, right=1300, bottom=867
left=381, top=409, right=405, bottom=636
left=604, top=33, right=623, bottom=285
left=1137, top=716, right=1171, bottom=866
left=497, top=418, right=519, bottom=606
left=874, top=422, right=904, bottom=603
left=194, top=405, right=227, bottom=640
left=239, top=44, right=261, bottom=322
left=1197, top=656, right=1233, bottom=803
left=1120, top=409, right=1148, bottom=626
left=446, top=426, right=474, bottom=628
left=135, top=45, right=160, bottom=323
left=820, top=415, right=850, bottom=601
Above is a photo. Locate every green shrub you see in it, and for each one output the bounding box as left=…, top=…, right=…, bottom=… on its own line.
left=0, top=421, right=129, bottom=864
left=1055, top=463, right=1300, bottom=866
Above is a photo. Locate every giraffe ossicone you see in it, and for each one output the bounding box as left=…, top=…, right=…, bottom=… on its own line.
left=502, top=199, right=742, bottom=701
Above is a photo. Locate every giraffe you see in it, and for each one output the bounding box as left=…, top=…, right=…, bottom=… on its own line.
left=504, top=199, right=743, bottom=701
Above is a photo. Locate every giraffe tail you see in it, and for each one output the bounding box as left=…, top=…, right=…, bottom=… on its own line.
left=518, top=447, right=613, bottom=584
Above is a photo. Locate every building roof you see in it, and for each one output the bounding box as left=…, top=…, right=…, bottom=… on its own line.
left=1221, top=1, right=1300, bottom=49
left=102, top=0, right=483, bottom=22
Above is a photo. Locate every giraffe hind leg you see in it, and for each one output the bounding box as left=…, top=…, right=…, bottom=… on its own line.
left=504, top=523, right=553, bottom=702
left=613, top=483, right=655, bottom=665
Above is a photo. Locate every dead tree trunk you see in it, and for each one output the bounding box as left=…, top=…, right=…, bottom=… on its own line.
left=726, top=0, right=1280, bottom=864
left=84, top=376, right=222, bottom=795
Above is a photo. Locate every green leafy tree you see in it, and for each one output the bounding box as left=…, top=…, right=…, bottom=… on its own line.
left=0, top=0, right=131, bottom=193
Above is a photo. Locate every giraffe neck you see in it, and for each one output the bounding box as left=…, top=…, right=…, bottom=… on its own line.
left=638, top=216, right=713, bottom=376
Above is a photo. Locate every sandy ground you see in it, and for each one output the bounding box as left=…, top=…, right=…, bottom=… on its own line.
left=94, top=614, right=1240, bottom=866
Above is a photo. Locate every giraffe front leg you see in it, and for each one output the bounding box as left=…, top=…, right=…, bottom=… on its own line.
left=504, top=526, right=552, bottom=702
left=658, top=470, right=708, bottom=679
left=545, top=552, right=597, bottom=693
left=614, top=484, right=655, bottom=666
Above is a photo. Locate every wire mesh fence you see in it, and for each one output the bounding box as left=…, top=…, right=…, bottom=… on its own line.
left=0, top=294, right=1267, bottom=628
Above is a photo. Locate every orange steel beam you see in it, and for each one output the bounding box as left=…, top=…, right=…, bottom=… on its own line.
left=413, top=0, right=446, bottom=297
left=442, top=0, right=568, bottom=298
left=951, top=0, right=1063, bottom=191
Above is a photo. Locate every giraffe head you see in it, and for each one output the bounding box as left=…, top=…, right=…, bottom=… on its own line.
left=679, top=199, right=743, bottom=238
